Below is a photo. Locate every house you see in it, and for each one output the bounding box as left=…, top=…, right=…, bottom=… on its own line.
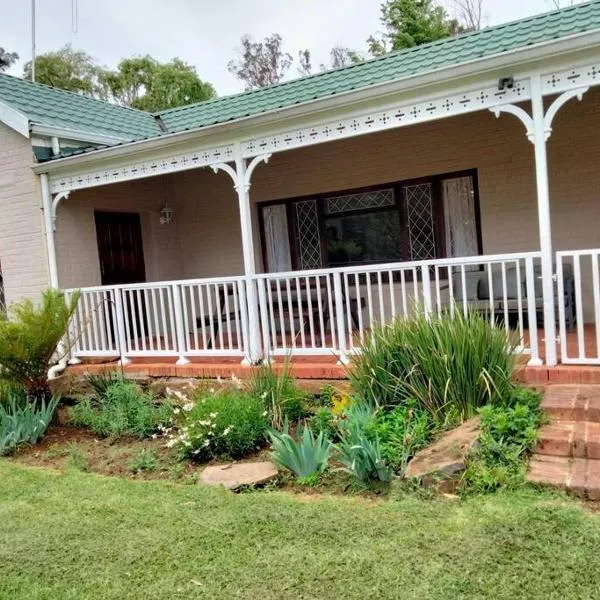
left=1, top=2, right=600, bottom=376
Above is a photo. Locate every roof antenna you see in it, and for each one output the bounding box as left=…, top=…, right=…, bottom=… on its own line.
left=30, top=0, right=36, bottom=82
left=72, top=0, right=78, bottom=34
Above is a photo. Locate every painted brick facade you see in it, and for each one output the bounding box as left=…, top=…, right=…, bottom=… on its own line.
left=0, top=122, right=49, bottom=305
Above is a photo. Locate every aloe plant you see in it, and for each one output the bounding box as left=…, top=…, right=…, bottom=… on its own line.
left=268, top=423, right=332, bottom=479
left=0, top=394, right=58, bottom=455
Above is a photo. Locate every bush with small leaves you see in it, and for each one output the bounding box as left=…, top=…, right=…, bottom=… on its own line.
left=169, top=389, right=268, bottom=461
left=70, top=381, right=171, bottom=439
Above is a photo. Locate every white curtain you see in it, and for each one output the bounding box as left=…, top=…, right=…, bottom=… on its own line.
left=263, top=204, right=292, bottom=273
left=442, top=176, right=478, bottom=258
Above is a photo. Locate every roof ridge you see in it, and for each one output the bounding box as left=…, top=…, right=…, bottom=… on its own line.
left=157, top=0, right=597, bottom=118
left=0, top=71, right=153, bottom=118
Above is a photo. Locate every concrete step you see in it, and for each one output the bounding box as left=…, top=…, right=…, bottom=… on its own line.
left=536, top=421, right=600, bottom=458
left=541, top=385, right=600, bottom=423
left=528, top=455, right=600, bottom=499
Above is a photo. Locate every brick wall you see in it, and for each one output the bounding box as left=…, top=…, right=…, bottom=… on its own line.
left=0, top=123, right=49, bottom=305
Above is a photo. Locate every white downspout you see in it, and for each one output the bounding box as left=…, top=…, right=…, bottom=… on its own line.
left=41, top=173, right=67, bottom=380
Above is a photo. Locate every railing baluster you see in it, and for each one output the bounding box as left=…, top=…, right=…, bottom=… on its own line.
left=525, top=256, right=541, bottom=365
left=333, top=271, right=347, bottom=363
left=574, top=255, right=585, bottom=361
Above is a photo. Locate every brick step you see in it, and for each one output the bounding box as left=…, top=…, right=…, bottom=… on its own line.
left=541, top=385, right=600, bottom=423
left=528, top=455, right=600, bottom=499
left=536, top=421, right=600, bottom=458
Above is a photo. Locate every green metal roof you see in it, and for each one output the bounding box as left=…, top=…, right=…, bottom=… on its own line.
left=157, top=1, right=600, bottom=133
left=0, top=72, right=158, bottom=140
left=0, top=1, right=598, bottom=152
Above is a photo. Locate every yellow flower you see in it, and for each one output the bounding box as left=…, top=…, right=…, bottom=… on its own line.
left=331, top=394, right=353, bottom=416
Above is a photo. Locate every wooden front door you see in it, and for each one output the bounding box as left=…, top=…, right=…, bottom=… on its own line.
left=95, top=211, right=146, bottom=286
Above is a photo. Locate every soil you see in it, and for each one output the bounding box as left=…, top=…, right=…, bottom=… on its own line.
left=8, top=424, right=199, bottom=482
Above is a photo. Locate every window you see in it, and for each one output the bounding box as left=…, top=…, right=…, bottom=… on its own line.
left=259, top=170, right=481, bottom=272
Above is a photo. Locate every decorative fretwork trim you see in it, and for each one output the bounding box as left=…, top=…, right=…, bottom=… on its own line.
left=49, top=144, right=235, bottom=194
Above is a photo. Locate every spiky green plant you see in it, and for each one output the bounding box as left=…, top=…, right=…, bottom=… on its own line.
left=268, top=423, right=332, bottom=480
left=0, top=394, right=58, bottom=455
left=0, top=289, right=80, bottom=403
left=250, top=360, right=306, bottom=429
left=336, top=406, right=392, bottom=483
left=349, top=308, right=516, bottom=421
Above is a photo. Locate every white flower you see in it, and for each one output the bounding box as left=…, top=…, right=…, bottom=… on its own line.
left=202, top=439, right=210, bottom=447
left=165, top=439, right=176, bottom=448
left=262, top=411, right=268, bottom=417
left=151, top=434, right=158, bottom=440
left=173, top=408, right=180, bottom=415
left=210, top=412, right=217, bottom=418
left=261, top=392, right=268, bottom=400
left=183, top=402, right=194, bottom=412
left=223, top=426, right=233, bottom=436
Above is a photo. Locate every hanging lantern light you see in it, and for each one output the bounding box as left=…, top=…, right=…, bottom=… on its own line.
left=159, top=201, right=174, bottom=225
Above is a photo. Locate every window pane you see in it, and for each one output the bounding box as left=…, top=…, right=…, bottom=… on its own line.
left=326, top=189, right=394, bottom=214
left=325, top=210, right=402, bottom=267
left=404, top=183, right=437, bottom=261
left=442, top=176, right=478, bottom=257
left=294, top=199, right=323, bottom=270
left=263, top=204, right=292, bottom=273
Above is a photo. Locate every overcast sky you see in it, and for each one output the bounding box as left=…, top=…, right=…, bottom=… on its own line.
left=1, top=0, right=566, bottom=96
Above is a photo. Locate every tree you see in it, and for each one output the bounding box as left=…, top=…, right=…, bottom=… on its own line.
left=23, top=45, right=100, bottom=92
left=297, top=49, right=312, bottom=77
left=327, top=47, right=364, bottom=70
left=452, top=0, right=483, bottom=30
left=22, top=46, right=215, bottom=111
left=228, top=34, right=293, bottom=90
left=367, top=0, right=468, bottom=56
left=100, top=57, right=215, bottom=111
left=0, top=47, right=18, bottom=71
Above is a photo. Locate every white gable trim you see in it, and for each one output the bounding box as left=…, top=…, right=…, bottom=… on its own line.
left=30, top=124, right=128, bottom=146
left=0, top=100, right=29, bottom=138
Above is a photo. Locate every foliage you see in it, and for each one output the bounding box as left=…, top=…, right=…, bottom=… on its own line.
left=85, top=371, right=124, bottom=398
left=23, top=45, right=99, bottom=92
left=308, top=407, right=337, bottom=439
left=461, top=387, right=543, bottom=494
left=69, top=381, right=171, bottom=439
left=337, top=404, right=392, bottom=483
left=129, top=449, right=158, bottom=474
left=169, top=389, right=268, bottom=461
left=23, top=45, right=215, bottom=111
left=349, top=309, right=516, bottom=421
left=368, top=0, right=467, bottom=56
left=228, top=34, right=293, bottom=90
left=367, top=400, right=435, bottom=473
left=0, top=289, right=79, bottom=403
left=269, top=423, right=332, bottom=480
left=0, top=394, right=58, bottom=455
left=99, top=56, right=216, bottom=111
left=249, top=361, right=306, bottom=429
left=0, top=47, right=18, bottom=71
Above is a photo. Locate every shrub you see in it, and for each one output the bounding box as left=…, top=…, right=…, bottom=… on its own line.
left=85, top=371, right=124, bottom=398
left=336, top=405, right=392, bottom=483
left=249, top=361, right=306, bottom=429
left=349, top=309, right=516, bottom=421
left=70, top=381, right=171, bottom=439
left=129, top=449, right=158, bottom=474
left=0, top=394, right=58, bottom=455
left=170, top=389, right=268, bottom=461
left=461, top=387, right=542, bottom=494
left=269, top=423, right=332, bottom=482
left=308, top=407, right=337, bottom=439
left=367, top=401, right=435, bottom=474
left=0, top=289, right=79, bottom=403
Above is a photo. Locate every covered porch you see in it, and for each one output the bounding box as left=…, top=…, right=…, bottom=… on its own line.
left=41, top=63, right=600, bottom=372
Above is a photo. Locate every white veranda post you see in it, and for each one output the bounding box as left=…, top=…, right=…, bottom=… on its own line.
left=212, top=147, right=271, bottom=364
left=491, top=75, right=588, bottom=367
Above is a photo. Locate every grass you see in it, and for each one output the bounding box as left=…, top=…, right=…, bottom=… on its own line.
left=1, top=461, right=600, bottom=599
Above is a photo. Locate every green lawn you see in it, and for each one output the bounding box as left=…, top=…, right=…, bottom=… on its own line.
left=1, top=461, right=600, bottom=599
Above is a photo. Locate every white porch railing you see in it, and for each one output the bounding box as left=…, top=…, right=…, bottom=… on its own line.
left=65, top=251, right=543, bottom=366
left=556, top=250, right=597, bottom=364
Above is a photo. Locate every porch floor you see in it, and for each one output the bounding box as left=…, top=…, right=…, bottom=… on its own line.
left=67, top=325, right=600, bottom=385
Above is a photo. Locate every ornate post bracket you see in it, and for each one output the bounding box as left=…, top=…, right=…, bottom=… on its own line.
left=490, top=86, right=589, bottom=143
left=51, top=190, right=71, bottom=231
left=210, top=153, right=272, bottom=192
